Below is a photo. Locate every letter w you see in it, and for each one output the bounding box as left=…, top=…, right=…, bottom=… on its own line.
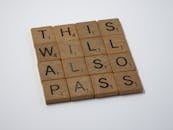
left=39, top=47, right=53, bottom=57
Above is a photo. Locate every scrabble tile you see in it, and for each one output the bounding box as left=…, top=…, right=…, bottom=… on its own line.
left=67, top=76, right=94, bottom=100
left=80, top=37, right=106, bottom=56
left=58, top=40, right=84, bottom=59
left=31, top=26, right=56, bottom=46
left=38, top=60, right=64, bottom=81
left=35, top=43, right=60, bottom=62
left=103, top=35, right=129, bottom=54
left=31, top=18, right=144, bottom=105
left=109, top=52, right=136, bottom=72
left=54, top=24, right=79, bottom=41
left=91, top=73, right=118, bottom=98
left=76, top=21, right=100, bottom=38
left=98, top=19, right=123, bottom=36
left=114, top=71, right=143, bottom=95
left=85, top=55, right=112, bottom=74
left=62, top=57, right=88, bottom=78
left=42, top=79, right=70, bottom=104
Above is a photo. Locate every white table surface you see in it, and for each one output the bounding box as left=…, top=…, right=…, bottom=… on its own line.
left=0, top=0, right=173, bottom=130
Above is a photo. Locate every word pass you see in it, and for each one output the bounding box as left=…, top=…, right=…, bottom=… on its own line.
left=31, top=18, right=143, bottom=105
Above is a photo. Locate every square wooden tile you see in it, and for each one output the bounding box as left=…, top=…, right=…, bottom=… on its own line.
left=98, top=19, right=123, bottom=36
left=109, top=52, right=136, bottom=72
left=58, top=40, right=84, bottom=59
left=85, top=55, right=112, bottom=74
left=62, top=57, right=88, bottom=78
left=80, top=37, right=106, bottom=56
left=114, top=71, right=143, bottom=95
left=67, top=76, right=94, bottom=100
left=35, top=43, right=60, bottom=62
left=54, top=24, right=79, bottom=42
left=103, top=35, right=129, bottom=54
left=91, top=73, right=118, bottom=98
left=42, top=79, right=70, bottom=104
left=76, top=21, right=101, bottom=38
left=31, top=26, right=56, bottom=46
left=38, top=60, right=65, bottom=81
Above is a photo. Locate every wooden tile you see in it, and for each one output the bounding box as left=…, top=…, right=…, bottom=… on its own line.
left=58, top=40, right=84, bottom=59
left=42, top=79, right=70, bottom=104
left=54, top=24, right=79, bottom=41
left=91, top=73, right=118, bottom=98
left=114, top=71, right=143, bottom=95
left=80, top=37, right=106, bottom=56
left=38, top=60, right=64, bottom=81
left=103, top=35, right=129, bottom=54
left=67, top=76, right=94, bottom=100
left=109, top=52, right=136, bottom=72
left=62, top=57, right=88, bottom=78
left=76, top=21, right=100, bottom=38
left=35, top=43, right=60, bottom=62
left=98, top=19, right=123, bottom=36
left=85, top=55, right=112, bottom=74
left=31, top=26, right=56, bottom=46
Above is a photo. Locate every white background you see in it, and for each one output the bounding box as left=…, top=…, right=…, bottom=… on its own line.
left=0, top=0, right=173, bottom=130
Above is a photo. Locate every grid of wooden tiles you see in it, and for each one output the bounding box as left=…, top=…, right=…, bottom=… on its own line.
left=31, top=18, right=143, bottom=105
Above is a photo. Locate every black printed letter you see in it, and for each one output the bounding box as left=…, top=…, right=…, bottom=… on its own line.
left=105, top=22, right=115, bottom=31
left=45, top=65, right=56, bottom=75
left=123, top=75, right=134, bottom=86
left=50, top=85, right=60, bottom=95
left=98, top=78, right=109, bottom=88
left=75, top=81, right=86, bottom=92
left=116, top=57, right=128, bottom=66
left=60, top=27, right=71, bottom=37
left=93, top=59, right=103, bottom=69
